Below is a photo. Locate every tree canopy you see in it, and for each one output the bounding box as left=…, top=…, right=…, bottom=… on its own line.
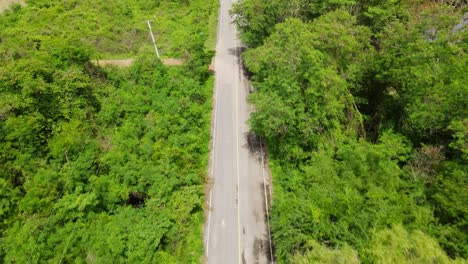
left=233, top=0, right=467, bottom=263
left=0, top=0, right=217, bottom=262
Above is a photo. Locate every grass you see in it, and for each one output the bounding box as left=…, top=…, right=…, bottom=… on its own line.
left=204, top=1, right=219, bottom=51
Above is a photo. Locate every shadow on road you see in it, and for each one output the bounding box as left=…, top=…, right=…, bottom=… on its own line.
left=244, top=131, right=263, bottom=162
left=228, top=46, right=253, bottom=80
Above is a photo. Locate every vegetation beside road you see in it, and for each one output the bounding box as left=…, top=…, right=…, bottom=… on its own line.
left=232, top=1, right=467, bottom=263
left=0, top=0, right=217, bottom=262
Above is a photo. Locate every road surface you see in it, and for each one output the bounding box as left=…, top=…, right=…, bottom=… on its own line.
left=205, top=0, right=272, bottom=263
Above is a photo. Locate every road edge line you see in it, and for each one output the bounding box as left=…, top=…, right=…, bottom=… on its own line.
left=205, top=1, right=223, bottom=260
left=260, top=138, right=274, bottom=263
left=235, top=34, right=242, bottom=264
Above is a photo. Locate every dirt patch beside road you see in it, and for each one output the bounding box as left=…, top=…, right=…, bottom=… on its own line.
left=92, top=58, right=184, bottom=67
left=161, top=58, right=184, bottom=66
left=92, top=59, right=134, bottom=67
left=0, top=0, right=24, bottom=12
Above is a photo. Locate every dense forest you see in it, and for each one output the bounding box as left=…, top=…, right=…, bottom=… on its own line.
left=232, top=0, right=467, bottom=263
left=0, top=0, right=217, bottom=262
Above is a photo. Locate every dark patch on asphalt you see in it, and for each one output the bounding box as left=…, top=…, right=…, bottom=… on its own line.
left=242, top=250, right=246, bottom=264
left=254, top=233, right=275, bottom=263
left=243, top=227, right=246, bottom=234
left=259, top=183, right=266, bottom=217
left=253, top=237, right=267, bottom=264
left=244, top=131, right=262, bottom=162
left=265, top=231, right=274, bottom=263
left=253, top=210, right=260, bottom=223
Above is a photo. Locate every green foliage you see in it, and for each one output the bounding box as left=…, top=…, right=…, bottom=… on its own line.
left=429, top=162, right=468, bottom=257
left=448, top=119, right=468, bottom=160
left=367, top=225, right=465, bottom=264
left=232, top=0, right=406, bottom=47
left=0, top=0, right=217, bottom=59
left=245, top=11, right=373, bottom=162
left=0, top=0, right=217, bottom=262
left=234, top=0, right=467, bottom=263
left=270, top=133, right=434, bottom=262
left=291, top=240, right=360, bottom=264
left=375, top=5, right=468, bottom=143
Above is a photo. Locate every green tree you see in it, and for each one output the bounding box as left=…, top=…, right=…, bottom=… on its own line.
left=367, top=225, right=465, bottom=264
left=292, top=240, right=360, bottom=264
left=375, top=5, right=467, bottom=143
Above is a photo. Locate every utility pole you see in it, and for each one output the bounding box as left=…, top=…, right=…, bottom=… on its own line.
left=146, top=20, right=160, bottom=58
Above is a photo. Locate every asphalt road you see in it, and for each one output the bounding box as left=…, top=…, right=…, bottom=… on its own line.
left=205, top=0, right=272, bottom=263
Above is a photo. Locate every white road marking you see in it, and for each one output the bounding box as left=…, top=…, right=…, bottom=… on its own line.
left=206, top=188, right=213, bottom=256
left=216, top=5, right=223, bottom=50
left=235, top=27, right=242, bottom=264
left=207, top=1, right=273, bottom=263
left=260, top=138, right=274, bottom=263
left=206, top=73, right=219, bottom=257
left=206, top=1, right=223, bottom=256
